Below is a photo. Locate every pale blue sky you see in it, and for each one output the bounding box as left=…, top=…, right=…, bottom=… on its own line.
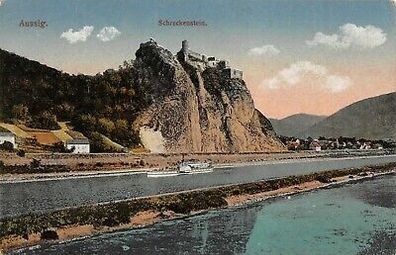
left=0, top=0, right=395, bottom=117
left=0, top=0, right=394, bottom=72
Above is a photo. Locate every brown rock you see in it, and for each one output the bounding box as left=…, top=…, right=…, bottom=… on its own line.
left=132, top=40, right=285, bottom=153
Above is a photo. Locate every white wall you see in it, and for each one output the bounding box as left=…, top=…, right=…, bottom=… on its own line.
left=0, top=135, right=16, bottom=149
left=207, top=61, right=218, bottom=67
left=66, top=144, right=90, bottom=154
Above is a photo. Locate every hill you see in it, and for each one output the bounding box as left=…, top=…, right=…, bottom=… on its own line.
left=0, top=40, right=284, bottom=152
left=301, top=92, right=396, bottom=139
left=270, top=114, right=326, bottom=137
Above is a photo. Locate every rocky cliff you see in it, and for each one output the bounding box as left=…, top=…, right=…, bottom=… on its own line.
left=0, top=40, right=284, bottom=153
left=132, top=40, right=284, bottom=152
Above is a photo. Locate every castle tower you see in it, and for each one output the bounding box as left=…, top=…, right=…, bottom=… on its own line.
left=182, top=40, right=189, bottom=53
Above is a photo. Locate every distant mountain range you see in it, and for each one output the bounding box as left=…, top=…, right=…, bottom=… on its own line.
left=301, top=92, right=396, bottom=140
left=270, top=114, right=326, bottom=137
left=272, top=92, right=396, bottom=140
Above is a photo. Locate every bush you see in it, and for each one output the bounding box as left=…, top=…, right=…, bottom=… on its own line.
left=73, top=114, right=96, bottom=132
left=30, top=158, right=41, bottom=168
left=29, top=111, right=60, bottom=130
left=54, top=103, right=74, bottom=121
left=316, top=175, right=332, bottom=183
left=97, top=118, right=115, bottom=135
left=88, top=132, right=117, bottom=153
left=52, top=142, right=74, bottom=153
left=41, top=229, right=59, bottom=240
left=11, top=104, right=29, bottom=121
left=0, top=141, right=14, bottom=151
left=16, top=149, right=26, bottom=157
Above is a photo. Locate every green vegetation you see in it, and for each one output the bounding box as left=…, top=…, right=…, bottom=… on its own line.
left=29, top=111, right=60, bottom=130
left=0, top=158, right=144, bottom=174
left=87, top=132, right=120, bottom=153
left=0, top=161, right=70, bottom=174
left=0, top=49, right=148, bottom=150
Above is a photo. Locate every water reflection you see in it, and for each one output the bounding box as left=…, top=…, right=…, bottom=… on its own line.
left=349, top=176, right=396, bottom=209
left=21, top=206, right=261, bottom=254
left=15, top=175, right=396, bottom=255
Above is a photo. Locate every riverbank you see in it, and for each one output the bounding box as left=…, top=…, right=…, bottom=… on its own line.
left=1, top=151, right=394, bottom=183
left=1, top=162, right=395, bottom=253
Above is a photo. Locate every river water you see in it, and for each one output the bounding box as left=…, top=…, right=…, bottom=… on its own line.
left=1, top=155, right=396, bottom=219
left=11, top=173, right=396, bottom=254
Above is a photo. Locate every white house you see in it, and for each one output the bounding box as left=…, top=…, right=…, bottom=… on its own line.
left=309, top=140, right=321, bottom=152
left=65, top=138, right=90, bottom=154
left=0, top=132, right=17, bottom=149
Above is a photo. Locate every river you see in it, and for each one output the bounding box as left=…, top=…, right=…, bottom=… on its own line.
left=1, top=155, right=395, bottom=219
left=10, top=173, right=396, bottom=254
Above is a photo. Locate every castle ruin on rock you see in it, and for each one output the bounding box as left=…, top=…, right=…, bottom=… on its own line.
left=177, top=40, right=243, bottom=79
left=132, top=39, right=283, bottom=153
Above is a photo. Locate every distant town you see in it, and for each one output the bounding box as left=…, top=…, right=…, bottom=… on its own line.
left=1, top=123, right=395, bottom=156
left=280, top=136, right=395, bottom=152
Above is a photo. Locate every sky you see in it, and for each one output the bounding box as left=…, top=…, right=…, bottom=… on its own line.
left=0, top=0, right=395, bottom=119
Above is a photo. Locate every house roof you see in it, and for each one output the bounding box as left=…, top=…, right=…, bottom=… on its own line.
left=0, top=132, right=14, bottom=137
left=66, top=138, right=90, bottom=145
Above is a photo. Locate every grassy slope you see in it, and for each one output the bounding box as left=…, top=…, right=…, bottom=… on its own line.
left=51, top=122, right=73, bottom=142
left=270, top=114, right=326, bottom=137
left=0, top=123, right=31, bottom=138
left=303, top=92, right=396, bottom=139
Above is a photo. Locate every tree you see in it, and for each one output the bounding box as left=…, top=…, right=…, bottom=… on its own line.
left=97, top=118, right=115, bottom=135
left=114, top=119, right=128, bottom=130
left=74, top=114, right=96, bottom=131
left=54, top=102, right=75, bottom=121
left=29, top=111, right=60, bottom=130
left=11, top=104, right=29, bottom=121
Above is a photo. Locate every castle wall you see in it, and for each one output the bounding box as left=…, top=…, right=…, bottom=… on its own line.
left=223, top=68, right=243, bottom=79
left=179, top=40, right=243, bottom=79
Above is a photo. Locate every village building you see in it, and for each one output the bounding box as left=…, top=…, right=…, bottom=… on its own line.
left=0, top=132, right=17, bottom=149
left=360, top=142, right=371, bottom=150
left=65, top=138, right=90, bottom=154
left=286, top=138, right=301, bottom=150
left=309, top=140, right=322, bottom=152
left=178, top=40, right=243, bottom=79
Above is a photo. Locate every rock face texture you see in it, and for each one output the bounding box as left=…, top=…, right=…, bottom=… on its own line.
left=132, top=41, right=284, bottom=153
left=0, top=40, right=284, bottom=153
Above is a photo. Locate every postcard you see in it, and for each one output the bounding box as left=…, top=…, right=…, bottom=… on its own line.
left=0, top=0, right=395, bottom=254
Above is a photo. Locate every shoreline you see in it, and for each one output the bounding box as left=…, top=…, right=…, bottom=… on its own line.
left=1, top=153, right=395, bottom=183
left=1, top=163, right=395, bottom=253
left=224, top=170, right=393, bottom=208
